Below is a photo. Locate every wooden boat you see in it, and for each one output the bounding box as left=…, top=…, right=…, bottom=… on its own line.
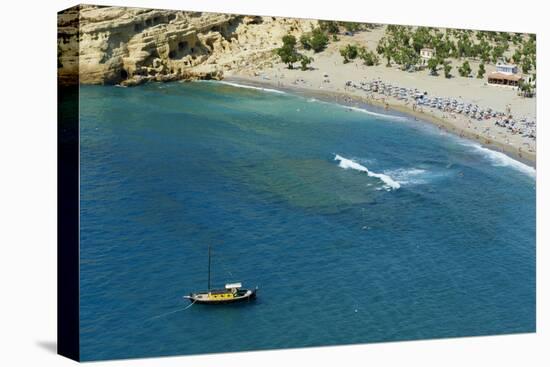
left=184, top=246, right=257, bottom=305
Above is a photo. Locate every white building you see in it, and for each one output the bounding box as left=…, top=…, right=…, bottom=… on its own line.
left=420, top=48, right=435, bottom=66
left=495, top=62, right=518, bottom=74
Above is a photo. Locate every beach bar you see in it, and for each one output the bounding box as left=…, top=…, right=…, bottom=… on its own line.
left=488, top=61, right=523, bottom=87
left=487, top=72, right=523, bottom=87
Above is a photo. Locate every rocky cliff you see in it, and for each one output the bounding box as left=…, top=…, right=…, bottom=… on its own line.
left=58, top=5, right=317, bottom=86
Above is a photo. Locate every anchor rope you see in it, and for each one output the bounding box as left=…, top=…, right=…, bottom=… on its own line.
left=147, top=299, right=197, bottom=322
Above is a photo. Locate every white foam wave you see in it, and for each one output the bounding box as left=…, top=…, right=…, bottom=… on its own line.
left=334, top=154, right=401, bottom=190
left=217, top=81, right=286, bottom=94
left=464, top=143, right=535, bottom=178
left=386, top=168, right=428, bottom=185
left=345, top=106, right=408, bottom=121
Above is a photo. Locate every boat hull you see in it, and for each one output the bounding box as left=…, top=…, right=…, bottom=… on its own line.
left=185, top=289, right=257, bottom=305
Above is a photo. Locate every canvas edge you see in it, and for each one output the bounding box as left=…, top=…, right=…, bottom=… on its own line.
left=57, top=3, right=81, bottom=362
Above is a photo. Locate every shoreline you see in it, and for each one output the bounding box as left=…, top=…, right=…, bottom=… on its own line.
left=223, top=75, right=536, bottom=168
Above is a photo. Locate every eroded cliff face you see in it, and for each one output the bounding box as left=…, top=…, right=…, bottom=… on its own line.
left=58, top=5, right=317, bottom=86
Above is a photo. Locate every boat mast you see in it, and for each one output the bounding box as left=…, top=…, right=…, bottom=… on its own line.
left=208, top=245, right=211, bottom=291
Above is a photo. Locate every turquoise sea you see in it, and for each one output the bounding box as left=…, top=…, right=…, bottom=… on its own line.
left=79, top=81, right=535, bottom=361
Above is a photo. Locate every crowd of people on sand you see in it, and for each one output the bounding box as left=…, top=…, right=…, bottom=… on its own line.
left=344, top=78, right=536, bottom=141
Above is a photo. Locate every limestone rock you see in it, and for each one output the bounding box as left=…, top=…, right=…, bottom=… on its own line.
left=58, top=5, right=317, bottom=86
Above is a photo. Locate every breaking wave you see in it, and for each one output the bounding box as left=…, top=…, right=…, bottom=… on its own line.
left=386, top=168, right=428, bottom=185
left=217, top=81, right=287, bottom=94
left=345, top=106, right=408, bottom=121
left=334, top=154, right=401, bottom=190
left=464, top=143, right=535, bottom=178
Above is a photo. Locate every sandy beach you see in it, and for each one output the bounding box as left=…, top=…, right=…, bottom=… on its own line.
left=225, top=28, right=536, bottom=166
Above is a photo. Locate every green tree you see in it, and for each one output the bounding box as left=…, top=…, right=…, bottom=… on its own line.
left=282, top=34, right=296, bottom=48
left=427, top=57, right=439, bottom=75
left=341, top=22, right=361, bottom=33
left=309, top=28, right=329, bottom=53
left=523, top=38, right=536, bottom=57
left=518, top=80, right=533, bottom=97
left=319, top=20, right=339, bottom=34
left=300, top=34, right=311, bottom=50
left=358, top=48, right=379, bottom=66
left=434, top=36, right=453, bottom=59
left=477, top=63, right=485, bottom=78
left=412, top=27, right=432, bottom=53
left=376, top=37, right=387, bottom=55
left=377, top=37, right=399, bottom=67
left=299, top=55, right=314, bottom=70
left=384, top=51, right=392, bottom=67
left=458, top=60, right=472, bottom=77
left=498, top=32, right=510, bottom=43
left=478, top=40, right=491, bottom=63
left=276, top=34, right=299, bottom=69
left=512, top=49, right=522, bottom=64
left=397, top=47, right=419, bottom=70
left=443, top=60, right=452, bottom=78
left=457, top=34, right=473, bottom=57
left=475, top=31, right=486, bottom=41
left=521, top=57, right=532, bottom=74
left=340, top=44, right=359, bottom=63
left=491, top=45, right=505, bottom=63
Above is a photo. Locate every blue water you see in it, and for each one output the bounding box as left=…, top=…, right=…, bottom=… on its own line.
left=79, top=81, right=535, bottom=361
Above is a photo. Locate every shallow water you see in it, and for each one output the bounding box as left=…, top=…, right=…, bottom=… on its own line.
left=79, top=81, right=535, bottom=361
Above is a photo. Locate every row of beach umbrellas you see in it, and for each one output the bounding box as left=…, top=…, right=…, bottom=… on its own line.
left=345, top=79, right=536, bottom=140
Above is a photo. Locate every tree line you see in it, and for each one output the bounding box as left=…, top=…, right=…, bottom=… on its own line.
left=377, top=25, right=536, bottom=75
